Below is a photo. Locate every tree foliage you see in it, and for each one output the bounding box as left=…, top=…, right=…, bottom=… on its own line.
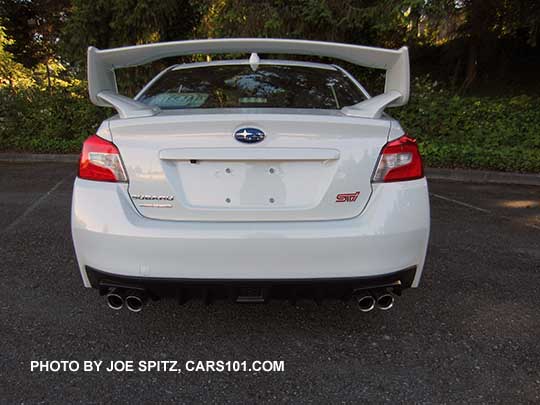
left=196, top=0, right=540, bottom=90
left=0, top=0, right=70, bottom=67
left=61, top=0, right=200, bottom=67
left=0, top=25, right=33, bottom=88
left=413, top=0, right=540, bottom=89
left=59, top=0, right=201, bottom=94
left=198, top=0, right=412, bottom=46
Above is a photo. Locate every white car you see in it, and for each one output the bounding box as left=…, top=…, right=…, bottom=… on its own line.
left=71, top=39, right=430, bottom=312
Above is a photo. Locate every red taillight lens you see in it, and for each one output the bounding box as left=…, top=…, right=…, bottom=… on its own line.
left=78, top=134, right=127, bottom=182
left=372, top=135, right=423, bottom=183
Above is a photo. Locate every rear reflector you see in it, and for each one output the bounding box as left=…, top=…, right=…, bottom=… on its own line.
left=78, top=134, right=127, bottom=182
left=372, top=135, right=423, bottom=183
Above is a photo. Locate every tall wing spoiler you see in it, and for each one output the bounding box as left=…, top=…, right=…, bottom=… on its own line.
left=88, top=38, right=409, bottom=119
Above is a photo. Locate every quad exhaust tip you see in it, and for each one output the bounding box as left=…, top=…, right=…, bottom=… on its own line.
left=376, top=293, right=394, bottom=311
left=106, top=289, right=124, bottom=310
left=125, top=295, right=143, bottom=312
left=354, top=289, right=395, bottom=312
left=105, top=288, right=147, bottom=312
left=125, top=290, right=147, bottom=313
left=355, top=293, right=376, bottom=312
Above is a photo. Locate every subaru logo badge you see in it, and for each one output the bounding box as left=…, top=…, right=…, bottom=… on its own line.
left=234, top=128, right=265, bottom=144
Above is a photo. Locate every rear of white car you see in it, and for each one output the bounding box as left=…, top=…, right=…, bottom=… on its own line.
left=71, top=39, right=430, bottom=312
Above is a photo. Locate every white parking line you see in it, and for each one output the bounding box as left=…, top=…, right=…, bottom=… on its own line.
left=430, top=192, right=540, bottom=230
left=1, top=177, right=67, bottom=234
left=429, top=192, right=491, bottom=213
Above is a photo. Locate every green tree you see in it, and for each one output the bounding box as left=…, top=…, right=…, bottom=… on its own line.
left=0, top=25, right=34, bottom=89
left=0, top=0, right=70, bottom=90
left=197, top=0, right=540, bottom=90
left=197, top=0, right=415, bottom=46
left=60, top=0, right=201, bottom=94
left=61, top=1, right=200, bottom=66
left=414, top=0, right=540, bottom=90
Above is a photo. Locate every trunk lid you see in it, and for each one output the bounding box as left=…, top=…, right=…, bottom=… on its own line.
left=109, top=110, right=390, bottom=222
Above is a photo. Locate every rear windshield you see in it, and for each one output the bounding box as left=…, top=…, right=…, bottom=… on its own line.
left=137, top=64, right=365, bottom=110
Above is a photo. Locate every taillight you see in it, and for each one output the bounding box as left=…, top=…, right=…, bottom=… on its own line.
left=78, top=134, right=127, bottom=182
left=372, top=135, right=423, bottom=183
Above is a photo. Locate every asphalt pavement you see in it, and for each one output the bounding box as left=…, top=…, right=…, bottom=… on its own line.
left=0, top=161, right=539, bottom=403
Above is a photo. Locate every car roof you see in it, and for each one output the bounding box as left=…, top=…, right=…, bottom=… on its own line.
left=170, top=59, right=338, bottom=71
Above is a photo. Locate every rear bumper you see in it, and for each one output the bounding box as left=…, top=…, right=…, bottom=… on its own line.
left=86, top=265, right=416, bottom=301
left=71, top=177, right=430, bottom=287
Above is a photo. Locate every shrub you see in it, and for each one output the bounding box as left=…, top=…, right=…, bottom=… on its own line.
left=393, top=77, right=540, bottom=172
left=0, top=84, right=107, bottom=153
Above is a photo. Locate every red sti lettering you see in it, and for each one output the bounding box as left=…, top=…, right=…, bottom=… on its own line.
left=336, top=192, right=360, bottom=202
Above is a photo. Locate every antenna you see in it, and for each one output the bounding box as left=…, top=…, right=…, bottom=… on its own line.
left=249, top=52, right=260, bottom=71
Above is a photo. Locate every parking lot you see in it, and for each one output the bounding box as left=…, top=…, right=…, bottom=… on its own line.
left=1, top=161, right=539, bottom=403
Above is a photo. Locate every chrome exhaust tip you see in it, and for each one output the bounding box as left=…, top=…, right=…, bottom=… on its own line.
left=355, top=293, right=376, bottom=312
left=376, top=293, right=394, bottom=311
left=106, top=289, right=124, bottom=310
left=125, top=290, right=147, bottom=313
